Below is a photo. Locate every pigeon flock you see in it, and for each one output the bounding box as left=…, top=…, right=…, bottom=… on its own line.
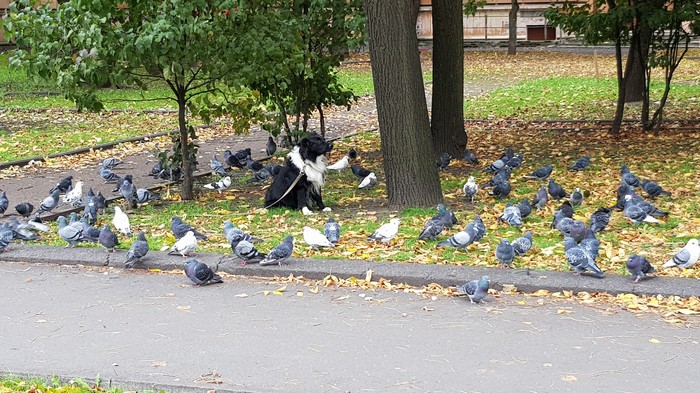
left=0, top=137, right=697, bottom=296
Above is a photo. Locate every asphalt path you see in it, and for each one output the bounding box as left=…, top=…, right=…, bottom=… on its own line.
left=1, top=261, right=697, bottom=393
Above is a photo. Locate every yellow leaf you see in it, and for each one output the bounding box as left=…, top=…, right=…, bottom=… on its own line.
left=677, top=309, right=700, bottom=315
left=309, top=286, right=319, bottom=294
left=148, top=268, right=162, bottom=273
left=273, top=290, right=284, bottom=296
left=263, top=291, right=270, bottom=296
left=275, top=285, right=287, bottom=292
left=557, top=309, right=573, bottom=315
left=296, top=291, right=304, bottom=297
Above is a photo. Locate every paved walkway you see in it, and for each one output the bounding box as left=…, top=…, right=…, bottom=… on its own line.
left=2, top=261, right=697, bottom=393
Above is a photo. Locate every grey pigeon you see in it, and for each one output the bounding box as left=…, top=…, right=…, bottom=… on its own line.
left=433, top=204, right=459, bottom=228
left=555, top=215, right=575, bottom=237
left=0, top=191, right=8, bottom=217
left=496, top=238, right=515, bottom=268
left=662, top=239, right=700, bottom=269
left=80, top=216, right=100, bottom=242
left=260, top=235, right=295, bottom=266
left=101, top=157, right=122, bottom=169
left=436, top=223, right=475, bottom=249
left=98, top=225, right=120, bottom=252
left=462, top=176, right=478, bottom=203
left=630, top=194, right=669, bottom=218
left=136, top=188, right=160, bottom=204
left=499, top=204, right=522, bottom=227
left=481, top=169, right=510, bottom=189
left=564, top=237, right=604, bottom=278
left=418, top=218, right=446, bottom=241
left=570, top=188, right=584, bottom=206
left=118, top=178, right=137, bottom=209
left=488, top=180, right=511, bottom=199
left=640, top=180, right=671, bottom=198
left=223, top=221, right=263, bottom=244
left=589, top=207, right=611, bottom=233
left=249, top=166, right=274, bottom=183
left=57, top=216, right=85, bottom=247
left=99, top=166, right=121, bottom=183
left=324, top=218, right=341, bottom=244
left=234, top=147, right=252, bottom=161
left=580, top=229, right=600, bottom=260
left=232, top=239, right=266, bottom=264
left=547, top=179, right=568, bottom=200
left=0, top=236, right=10, bottom=253
left=184, top=258, right=223, bottom=286
left=83, top=201, right=98, bottom=226
left=511, top=231, right=533, bottom=256
left=614, top=183, right=635, bottom=211
left=472, top=215, right=486, bottom=242
left=506, top=153, right=523, bottom=169
left=627, top=255, right=656, bottom=283
left=125, top=231, right=149, bottom=268
left=171, top=217, right=208, bottom=240
left=266, top=136, right=277, bottom=157
left=569, top=220, right=587, bottom=244
left=623, top=195, right=660, bottom=224
left=568, top=155, right=590, bottom=171
left=551, top=200, right=574, bottom=222
left=436, top=153, right=451, bottom=171
left=14, top=202, right=34, bottom=218
left=456, top=275, right=490, bottom=304
left=37, top=189, right=61, bottom=215
left=210, top=155, right=228, bottom=177
left=621, top=164, right=641, bottom=188
left=484, top=158, right=506, bottom=173
left=49, top=176, right=73, bottom=194
left=532, top=186, right=548, bottom=210
left=245, top=156, right=264, bottom=172
left=516, top=198, right=532, bottom=219
left=523, top=164, right=553, bottom=180
left=463, top=149, right=479, bottom=164
left=7, top=217, right=42, bottom=241
left=223, top=149, right=244, bottom=168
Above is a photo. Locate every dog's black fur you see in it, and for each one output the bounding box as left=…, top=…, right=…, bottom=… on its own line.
left=264, top=134, right=333, bottom=212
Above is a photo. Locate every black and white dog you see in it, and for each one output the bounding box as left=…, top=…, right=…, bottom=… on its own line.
left=264, top=133, right=333, bottom=215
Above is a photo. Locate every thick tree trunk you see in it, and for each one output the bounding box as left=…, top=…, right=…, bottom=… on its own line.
left=611, top=35, right=627, bottom=135
left=178, top=94, right=194, bottom=200
left=624, top=31, right=646, bottom=103
left=430, top=0, right=466, bottom=158
left=508, top=0, right=519, bottom=55
left=364, top=0, right=443, bottom=208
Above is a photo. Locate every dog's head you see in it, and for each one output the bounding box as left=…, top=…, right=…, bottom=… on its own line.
left=298, top=133, right=333, bottom=162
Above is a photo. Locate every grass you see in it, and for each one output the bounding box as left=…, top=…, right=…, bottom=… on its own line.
left=0, top=375, right=154, bottom=393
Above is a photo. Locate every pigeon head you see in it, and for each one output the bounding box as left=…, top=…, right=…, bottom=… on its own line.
left=467, top=176, right=475, bottom=183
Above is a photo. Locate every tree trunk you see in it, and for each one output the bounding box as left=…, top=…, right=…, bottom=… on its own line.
left=177, top=94, right=194, bottom=200
left=624, top=26, right=650, bottom=104
left=508, top=0, right=519, bottom=55
left=430, top=0, right=466, bottom=158
left=364, top=0, right=443, bottom=208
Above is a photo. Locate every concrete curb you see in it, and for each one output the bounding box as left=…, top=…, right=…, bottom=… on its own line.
left=0, top=371, right=258, bottom=393
left=2, top=244, right=698, bottom=298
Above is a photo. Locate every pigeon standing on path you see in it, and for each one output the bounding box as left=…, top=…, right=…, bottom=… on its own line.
left=184, top=258, right=223, bottom=286
left=37, top=189, right=61, bottom=215
left=627, top=255, right=656, bottom=283
left=266, top=136, right=277, bottom=157
left=662, top=239, right=700, bottom=269
left=232, top=240, right=266, bottom=264
left=124, top=231, right=149, bottom=268
left=210, top=155, right=228, bottom=177
left=260, top=235, right=295, bottom=266
left=456, top=275, right=490, bottom=304
left=564, top=237, right=604, bottom=278
left=50, top=176, right=73, bottom=194
left=14, top=202, right=34, bottom=218
left=62, top=181, right=84, bottom=207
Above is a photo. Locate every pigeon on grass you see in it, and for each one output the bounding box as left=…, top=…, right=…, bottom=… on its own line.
left=203, top=176, right=232, bottom=194
left=456, top=275, right=490, bottom=304
left=418, top=218, right=445, bottom=241
left=463, top=176, right=478, bottom=203
left=463, top=149, right=479, bottom=164
left=523, top=165, right=553, bottom=181
left=223, top=221, right=262, bottom=244
left=184, top=258, right=222, bottom=286
left=172, top=217, right=208, bottom=240
left=568, top=155, right=591, bottom=171
left=496, top=239, right=515, bottom=268
left=136, top=188, right=160, bottom=204
left=511, top=231, right=533, bottom=256
left=436, top=153, right=451, bottom=171
left=57, top=216, right=86, bottom=248
left=627, top=255, right=656, bottom=283
left=662, top=239, right=700, bottom=269
left=260, top=235, right=295, bottom=266
left=589, top=207, right=611, bottom=233
left=303, top=226, right=335, bottom=249
left=640, top=180, right=671, bottom=198
left=436, top=224, right=476, bottom=249
left=169, top=231, right=198, bottom=257
left=547, top=179, right=568, bottom=201
left=532, top=186, right=548, bottom=211
left=367, top=219, right=400, bottom=243
left=112, top=206, right=132, bottom=237
left=327, top=156, right=350, bottom=172
left=499, top=204, right=522, bottom=227
left=324, top=218, right=341, bottom=244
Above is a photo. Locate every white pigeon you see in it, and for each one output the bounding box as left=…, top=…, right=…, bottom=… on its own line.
left=112, top=206, right=132, bottom=237
left=462, top=176, right=478, bottom=203
left=367, top=218, right=400, bottom=243
left=327, top=156, right=350, bottom=172
left=203, top=176, right=231, bottom=193
left=662, top=239, right=700, bottom=269
left=62, top=181, right=84, bottom=207
left=169, top=230, right=198, bottom=257
left=303, top=226, right=334, bottom=249
left=358, top=172, right=378, bottom=189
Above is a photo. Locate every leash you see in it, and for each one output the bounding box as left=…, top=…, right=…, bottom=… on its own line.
left=264, top=165, right=306, bottom=209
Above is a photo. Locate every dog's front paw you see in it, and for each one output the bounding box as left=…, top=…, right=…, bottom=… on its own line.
left=302, top=206, right=313, bottom=215
left=322, top=207, right=332, bottom=212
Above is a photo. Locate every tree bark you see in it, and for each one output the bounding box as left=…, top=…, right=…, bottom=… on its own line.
left=430, top=0, right=466, bottom=158
left=364, top=0, right=443, bottom=208
left=177, top=93, right=194, bottom=200
left=508, top=0, right=519, bottom=55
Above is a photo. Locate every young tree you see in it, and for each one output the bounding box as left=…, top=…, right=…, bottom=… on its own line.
left=508, top=0, right=519, bottom=55
left=4, top=0, right=272, bottom=199
left=431, top=0, right=466, bottom=158
left=364, top=0, right=443, bottom=208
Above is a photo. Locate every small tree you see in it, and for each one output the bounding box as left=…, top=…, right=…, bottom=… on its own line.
left=5, top=0, right=271, bottom=199
left=246, top=0, right=366, bottom=145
